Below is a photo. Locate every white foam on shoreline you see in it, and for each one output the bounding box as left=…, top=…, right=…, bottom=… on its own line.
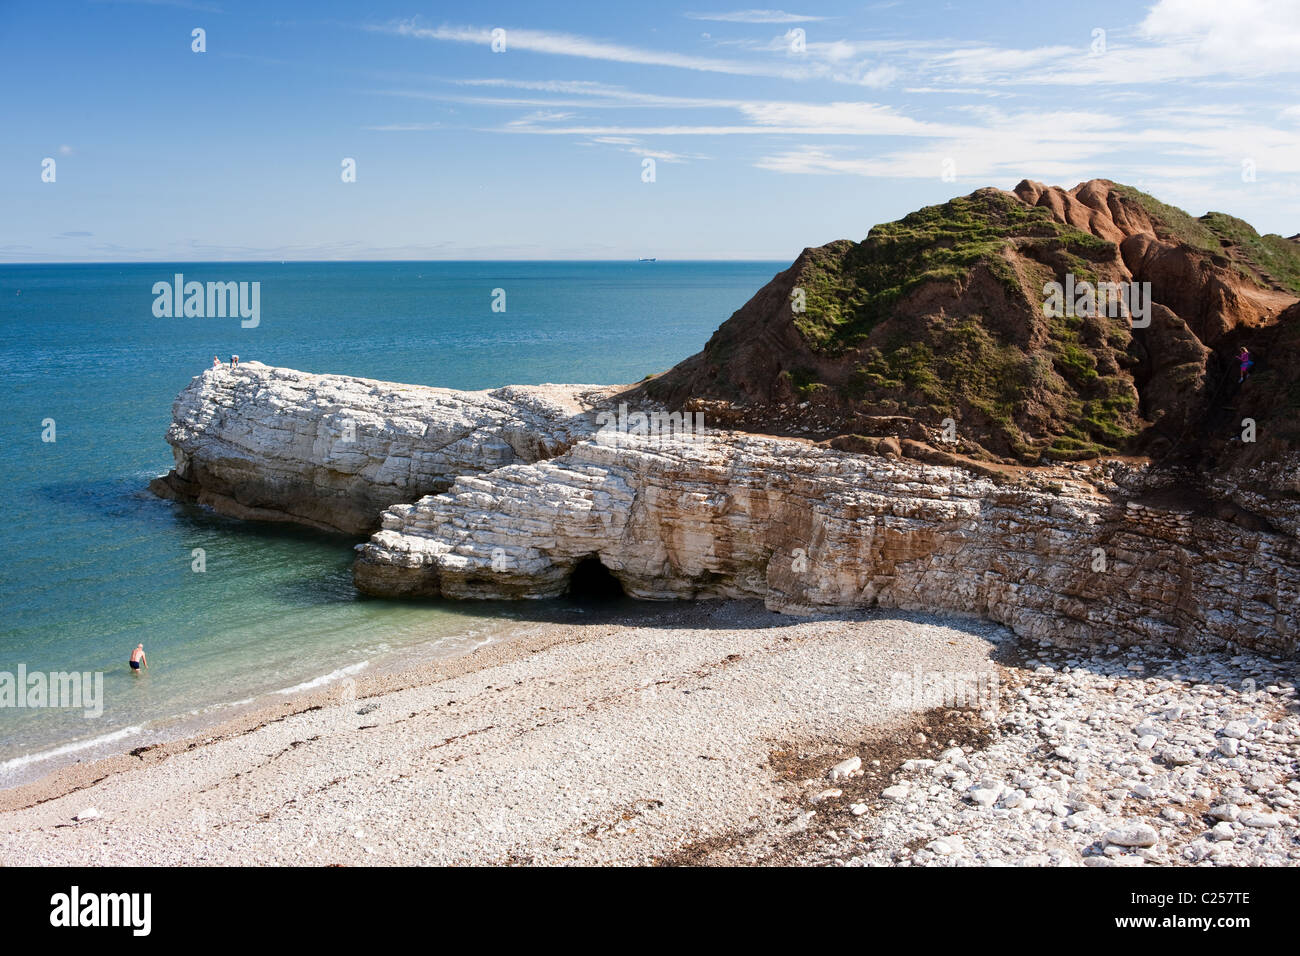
left=186, top=697, right=256, bottom=716
left=274, top=660, right=369, bottom=695
left=0, top=723, right=148, bottom=777
left=0, top=616, right=526, bottom=791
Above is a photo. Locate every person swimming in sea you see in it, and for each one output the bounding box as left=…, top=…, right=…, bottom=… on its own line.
left=130, top=643, right=147, bottom=673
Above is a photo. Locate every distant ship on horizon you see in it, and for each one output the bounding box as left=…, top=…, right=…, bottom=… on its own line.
left=637, top=257, right=657, bottom=262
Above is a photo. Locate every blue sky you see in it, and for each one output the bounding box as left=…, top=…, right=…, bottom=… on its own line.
left=3, top=0, right=1299, bottom=261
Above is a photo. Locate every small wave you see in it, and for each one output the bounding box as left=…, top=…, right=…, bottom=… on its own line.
left=0, top=723, right=147, bottom=776
left=186, top=697, right=256, bottom=716
left=274, top=660, right=368, bottom=696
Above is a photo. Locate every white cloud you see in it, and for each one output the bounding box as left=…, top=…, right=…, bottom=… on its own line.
left=849, top=64, right=899, bottom=87
left=928, top=44, right=1074, bottom=80
left=752, top=108, right=1132, bottom=181
left=636, top=148, right=706, bottom=163
left=374, top=86, right=939, bottom=135
left=924, top=0, right=1300, bottom=87
left=685, top=9, right=828, bottom=22
left=451, top=86, right=944, bottom=139
left=578, top=136, right=706, bottom=163
left=904, top=86, right=1015, bottom=97
left=752, top=98, right=1300, bottom=187
left=504, top=111, right=576, bottom=126
left=377, top=21, right=803, bottom=78
left=1139, top=0, right=1300, bottom=72
left=450, top=79, right=742, bottom=108
left=736, top=100, right=938, bottom=135
left=374, top=21, right=898, bottom=86
left=362, top=10, right=1300, bottom=216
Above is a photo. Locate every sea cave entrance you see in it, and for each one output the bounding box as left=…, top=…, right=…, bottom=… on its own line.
left=567, top=556, right=625, bottom=602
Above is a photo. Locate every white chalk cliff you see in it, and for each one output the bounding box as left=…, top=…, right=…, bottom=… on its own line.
left=153, top=363, right=1298, bottom=655
left=150, top=362, right=608, bottom=534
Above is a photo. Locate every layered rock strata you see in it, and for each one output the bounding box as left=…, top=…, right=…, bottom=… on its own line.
left=149, top=362, right=606, bottom=534
left=352, top=428, right=1298, bottom=654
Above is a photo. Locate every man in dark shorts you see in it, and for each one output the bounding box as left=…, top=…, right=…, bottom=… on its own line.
left=130, top=644, right=147, bottom=672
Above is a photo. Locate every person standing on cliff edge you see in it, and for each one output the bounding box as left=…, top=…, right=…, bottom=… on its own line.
left=1238, top=347, right=1254, bottom=383
left=130, top=644, right=147, bottom=673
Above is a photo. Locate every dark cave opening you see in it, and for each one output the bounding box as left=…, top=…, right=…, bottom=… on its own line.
left=567, top=556, right=625, bottom=601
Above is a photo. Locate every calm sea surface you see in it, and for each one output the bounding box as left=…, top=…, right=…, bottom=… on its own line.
left=0, top=261, right=780, bottom=784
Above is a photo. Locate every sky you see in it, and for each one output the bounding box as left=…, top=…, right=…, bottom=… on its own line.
left=3, top=0, right=1299, bottom=261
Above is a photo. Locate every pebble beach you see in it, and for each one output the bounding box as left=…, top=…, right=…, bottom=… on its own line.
left=0, top=601, right=1293, bottom=867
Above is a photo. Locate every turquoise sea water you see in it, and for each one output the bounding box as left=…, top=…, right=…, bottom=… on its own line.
left=0, top=261, right=780, bottom=784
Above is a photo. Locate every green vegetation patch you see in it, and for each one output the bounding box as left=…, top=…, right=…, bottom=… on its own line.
left=1114, top=185, right=1300, bottom=295
left=1111, top=184, right=1223, bottom=255
left=1200, top=212, right=1300, bottom=296
left=794, top=190, right=1113, bottom=354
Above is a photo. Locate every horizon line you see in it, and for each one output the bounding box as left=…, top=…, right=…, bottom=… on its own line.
left=0, top=257, right=794, bottom=266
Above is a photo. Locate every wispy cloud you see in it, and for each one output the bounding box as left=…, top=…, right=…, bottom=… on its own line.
left=488, top=98, right=947, bottom=138
left=373, top=21, right=798, bottom=78
left=684, top=9, right=829, bottom=22
left=504, top=110, right=576, bottom=126
left=578, top=136, right=708, bottom=163
left=904, top=86, right=1015, bottom=98
left=924, top=0, right=1300, bottom=86
left=366, top=50, right=1300, bottom=199
left=753, top=103, right=1300, bottom=184
left=378, top=79, right=741, bottom=109
left=371, top=20, right=898, bottom=86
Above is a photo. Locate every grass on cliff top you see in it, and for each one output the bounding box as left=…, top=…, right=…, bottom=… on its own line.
left=1110, top=183, right=1224, bottom=255
left=1113, top=185, right=1300, bottom=295
left=789, top=188, right=1143, bottom=462
left=1200, top=212, right=1300, bottom=296
left=794, top=189, right=1114, bottom=353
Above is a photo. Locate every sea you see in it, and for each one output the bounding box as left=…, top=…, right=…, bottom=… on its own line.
left=0, top=260, right=780, bottom=787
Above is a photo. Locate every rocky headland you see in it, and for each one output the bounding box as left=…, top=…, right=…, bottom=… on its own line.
left=8, top=179, right=1296, bottom=869
left=152, top=180, right=1300, bottom=657
left=149, top=364, right=611, bottom=535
